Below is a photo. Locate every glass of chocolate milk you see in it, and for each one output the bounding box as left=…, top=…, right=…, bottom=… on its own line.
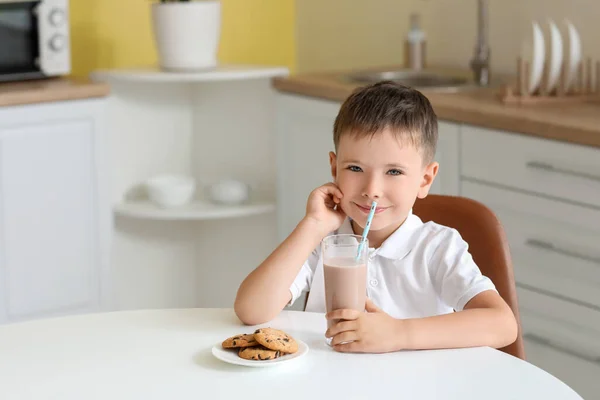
left=321, top=234, right=368, bottom=345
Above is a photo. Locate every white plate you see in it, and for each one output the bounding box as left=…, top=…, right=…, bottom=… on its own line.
left=521, top=20, right=545, bottom=94
left=564, top=19, right=582, bottom=92
left=545, top=19, right=563, bottom=93
left=211, top=339, right=309, bottom=367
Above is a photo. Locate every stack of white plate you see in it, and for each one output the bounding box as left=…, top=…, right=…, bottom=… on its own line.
left=521, top=19, right=582, bottom=94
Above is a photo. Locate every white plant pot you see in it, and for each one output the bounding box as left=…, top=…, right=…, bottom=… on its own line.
left=151, top=1, right=221, bottom=71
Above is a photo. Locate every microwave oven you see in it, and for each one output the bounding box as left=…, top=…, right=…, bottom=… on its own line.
left=0, top=0, right=70, bottom=83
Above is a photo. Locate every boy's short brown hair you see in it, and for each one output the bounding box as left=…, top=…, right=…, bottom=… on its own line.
left=333, top=81, right=438, bottom=164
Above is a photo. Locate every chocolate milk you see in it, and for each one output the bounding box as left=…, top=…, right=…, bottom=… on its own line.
left=323, top=257, right=367, bottom=329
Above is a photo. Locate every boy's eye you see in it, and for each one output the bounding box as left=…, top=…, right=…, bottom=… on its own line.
left=347, top=165, right=363, bottom=172
left=387, top=169, right=403, bottom=176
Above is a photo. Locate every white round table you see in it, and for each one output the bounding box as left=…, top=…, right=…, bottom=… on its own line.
left=0, top=308, right=583, bottom=399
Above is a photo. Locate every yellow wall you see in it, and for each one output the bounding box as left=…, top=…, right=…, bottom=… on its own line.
left=69, top=0, right=296, bottom=78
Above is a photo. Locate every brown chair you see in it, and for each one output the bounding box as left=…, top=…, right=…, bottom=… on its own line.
left=413, top=194, right=525, bottom=360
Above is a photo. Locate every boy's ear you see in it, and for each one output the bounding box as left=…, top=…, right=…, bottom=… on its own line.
left=417, top=161, right=439, bottom=199
left=329, top=151, right=337, bottom=180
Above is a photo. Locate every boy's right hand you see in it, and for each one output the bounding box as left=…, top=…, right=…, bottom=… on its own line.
left=304, top=183, right=347, bottom=236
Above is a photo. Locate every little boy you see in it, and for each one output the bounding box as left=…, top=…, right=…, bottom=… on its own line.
left=234, top=81, right=518, bottom=354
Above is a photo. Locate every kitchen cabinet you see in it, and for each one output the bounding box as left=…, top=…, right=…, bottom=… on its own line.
left=0, top=99, right=111, bottom=324
left=275, top=94, right=460, bottom=240
left=461, top=126, right=600, bottom=400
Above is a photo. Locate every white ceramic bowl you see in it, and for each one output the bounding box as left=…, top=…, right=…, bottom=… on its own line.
left=207, top=179, right=250, bottom=205
left=146, top=174, right=196, bottom=208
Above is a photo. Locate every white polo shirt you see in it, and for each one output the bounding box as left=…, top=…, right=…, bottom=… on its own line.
left=288, top=210, right=497, bottom=318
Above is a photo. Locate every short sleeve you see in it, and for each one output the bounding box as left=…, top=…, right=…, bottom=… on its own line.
left=430, top=228, right=497, bottom=311
left=287, top=246, right=320, bottom=307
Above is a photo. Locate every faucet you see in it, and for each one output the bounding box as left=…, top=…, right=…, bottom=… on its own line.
left=470, top=0, right=490, bottom=85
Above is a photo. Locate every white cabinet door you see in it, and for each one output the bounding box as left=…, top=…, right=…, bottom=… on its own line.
left=0, top=100, right=110, bottom=323
left=275, top=94, right=340, bottom=240
left=429, top=121, right=460, bottom=196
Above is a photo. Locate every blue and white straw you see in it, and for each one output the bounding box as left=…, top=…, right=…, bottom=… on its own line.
left=356, top=200, right=377, bottom=261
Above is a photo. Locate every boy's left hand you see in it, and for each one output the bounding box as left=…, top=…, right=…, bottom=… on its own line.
left=325, top=298, right=405, bottom=353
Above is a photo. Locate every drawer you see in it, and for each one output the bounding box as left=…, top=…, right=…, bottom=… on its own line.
left=461, top=124, right=600, bottom=209
left=524, top=329, right=600, bottom=400
left=462, top=181, right=600, bottom=308
left=520, top=300, right=600, bottom=400
left=520, top=308, right=600, bottom=364
left=517, top=286, right=600, bottom=351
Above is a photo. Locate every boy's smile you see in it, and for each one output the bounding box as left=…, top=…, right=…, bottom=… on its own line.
left=330, top=128, right=438, bottom=248
left=354, top=203, right=389, bottom=214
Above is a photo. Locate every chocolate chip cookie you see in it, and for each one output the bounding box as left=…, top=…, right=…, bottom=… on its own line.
left=238, top=346, right=282, bottom=361
left=253, top=328, right=298, bottom=353
left=221, top=333, right=258, bottom=349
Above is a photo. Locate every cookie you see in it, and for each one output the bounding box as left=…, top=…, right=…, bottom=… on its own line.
left=238, top=346, right=282, bottom=361
left=253, top=328, right=298, bottom=353
left=221, top=333, right=258, bottom=349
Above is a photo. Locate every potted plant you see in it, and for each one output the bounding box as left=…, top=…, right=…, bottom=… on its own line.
left=151, top=0, right=221, bottom=71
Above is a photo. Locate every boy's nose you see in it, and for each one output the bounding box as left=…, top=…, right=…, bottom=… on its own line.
left=362, top=177, right=382, bottom=200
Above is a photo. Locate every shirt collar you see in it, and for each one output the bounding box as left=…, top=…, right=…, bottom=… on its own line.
left=336, top=209, right=422, bottom=260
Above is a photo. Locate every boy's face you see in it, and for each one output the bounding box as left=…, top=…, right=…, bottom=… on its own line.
left=329, top=128, right=438, bottom=243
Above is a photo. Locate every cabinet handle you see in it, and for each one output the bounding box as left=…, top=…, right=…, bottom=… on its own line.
left=526, top=161, right=600, bottom=183
left=525, top=238, right=600, bottom=266
left=524, top=333, right=600, bottom=365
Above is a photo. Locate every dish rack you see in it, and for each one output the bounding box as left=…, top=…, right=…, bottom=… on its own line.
left=498, top=56, right=600, bottom=104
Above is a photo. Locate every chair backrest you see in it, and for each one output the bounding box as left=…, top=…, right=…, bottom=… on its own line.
left=413, top=194, right=525, bottom=360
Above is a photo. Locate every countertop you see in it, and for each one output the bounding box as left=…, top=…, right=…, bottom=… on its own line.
left=272, top=67, right=600, bottom=149
left=0, top=77, right=110, bottom=107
